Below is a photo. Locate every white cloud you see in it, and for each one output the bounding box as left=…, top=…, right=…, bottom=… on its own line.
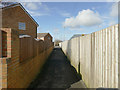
left=69, top=27, right=85, bottom=31
left=92, top=7, right=95, bottom=10
left=107, top=2, right=118, bottom=26
left=22, top=2, right=42, bottom=11
left=23, top=3, right=38, bottom=10
left=25, top=2, right=49, bottom=11
left=27, top=10, right=49, bottom=16
left=53, top=28, right=59, bottom=33
left=109, top=20, right=117, bottom=26
left=110, top=2, right=118, bottom=17
left=21, top=2, right=50, bottom=16
left=60, top=12, right=71, bottom=17
left=63, top=9, right=103, bottom=28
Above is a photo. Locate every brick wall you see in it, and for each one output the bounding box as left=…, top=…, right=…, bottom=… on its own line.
left=2, top=31, right=7, bottom=57
left=0, top=28, right=53, bottom=88
left=0, top=28, right=12, bottom=58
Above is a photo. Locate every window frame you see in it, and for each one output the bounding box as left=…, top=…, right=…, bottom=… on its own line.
left=18, top=22, right=26, bottom=30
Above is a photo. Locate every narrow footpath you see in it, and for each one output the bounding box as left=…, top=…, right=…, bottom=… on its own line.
left=28, top=47, right=86, bottom=89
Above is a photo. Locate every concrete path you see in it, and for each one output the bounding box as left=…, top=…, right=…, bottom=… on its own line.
left=28, top=47, right=86, bottom=89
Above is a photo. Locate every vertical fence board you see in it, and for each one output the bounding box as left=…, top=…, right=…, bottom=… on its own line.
left=0, top=30, right=2, bottom=57
left=111, top=26, right=114, bottom=88
left=115, top=25, right=118, bottom=88
left=102, top=30, right=104, bottom=87
left=101, top=30, right=103, bottom=87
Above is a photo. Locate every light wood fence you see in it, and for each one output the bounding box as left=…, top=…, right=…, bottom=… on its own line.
left=60, top=24, right=119, bottom=88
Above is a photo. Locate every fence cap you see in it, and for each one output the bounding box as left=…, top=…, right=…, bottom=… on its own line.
left=34, top=38, right=44, bottom=41
left=19, top=35, right=31, bottom=38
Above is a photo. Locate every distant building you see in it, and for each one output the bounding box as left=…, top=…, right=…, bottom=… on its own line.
left=70, top=34, right=86, bottom=39
left=1, top=3, right=39, bottom=38
left=37, top=33, right=53, bottom=43
left=54, top=40, right=62, bottom=46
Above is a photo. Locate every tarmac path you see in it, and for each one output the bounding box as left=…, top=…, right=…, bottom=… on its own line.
left=28, top=47, right=86, bottom=89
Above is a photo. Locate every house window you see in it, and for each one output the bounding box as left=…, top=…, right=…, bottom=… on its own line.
left=18, top=22, right=26, bottom=30
left=48, top=37, right=50, bottom=39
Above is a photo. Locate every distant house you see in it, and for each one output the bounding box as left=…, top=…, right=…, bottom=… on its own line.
left=70, top=34, right=86, bottom=39
left=37, top=33, right=53, bottom=43
left=1, top=3, right=39, bottom=38
left=54, top=40, right=62, bottom=46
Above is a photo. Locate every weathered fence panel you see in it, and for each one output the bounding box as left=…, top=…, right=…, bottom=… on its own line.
left=60, top=24, right=119, bottom=88
left=0, top=30, right=2, bottom=89
left=0, top=30, right=2, bottom=58
left=20, top=37, right=34, bottom=62
left=19, top=37, right=53, bottom=63
left=79, top=34, right=92, bottom=87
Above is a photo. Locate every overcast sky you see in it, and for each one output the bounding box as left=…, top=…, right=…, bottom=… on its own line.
left=20, top=2, right=118, bottom=41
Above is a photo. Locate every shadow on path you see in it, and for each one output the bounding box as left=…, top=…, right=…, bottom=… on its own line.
left=28, top=47, right=82, bottom=89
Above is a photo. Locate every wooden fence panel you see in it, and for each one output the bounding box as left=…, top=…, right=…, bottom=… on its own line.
left=61, top=24, right=119, bottom=88
left=0, top=30, right=2, bottom=57
left=19, top=36, right=53, bottom=62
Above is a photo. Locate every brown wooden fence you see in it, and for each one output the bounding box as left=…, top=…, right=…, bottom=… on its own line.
left=0, top=30, right=2, bottom=58
left=19, top=37, right=53, bottom=63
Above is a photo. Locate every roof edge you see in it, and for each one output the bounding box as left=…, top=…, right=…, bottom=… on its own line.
left=2, top=3, right=39, bottom=27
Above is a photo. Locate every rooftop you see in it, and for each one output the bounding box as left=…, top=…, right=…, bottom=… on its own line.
left=37, top=33, right=49, bottom=38
left=1, top=2, right=39, bottom=26
left=70, top=34, right=86, bottom=39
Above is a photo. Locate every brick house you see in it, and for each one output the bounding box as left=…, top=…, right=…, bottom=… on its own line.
left=1, top=3, right=39, bottom=38
left=37, top=33, right=53, bottom=43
